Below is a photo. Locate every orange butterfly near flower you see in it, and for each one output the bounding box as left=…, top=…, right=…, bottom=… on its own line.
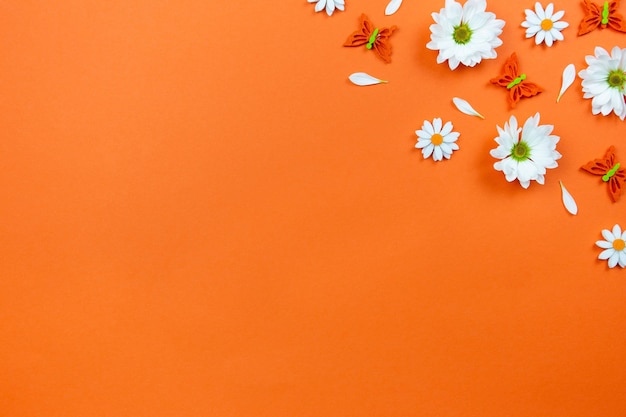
left=343, top=14, right=397, bottom=63
left=490, top=53, right=543, bottom=108
left=578, top=0, right=626, bottom=35
left=581, top=146, right=626, bottom=202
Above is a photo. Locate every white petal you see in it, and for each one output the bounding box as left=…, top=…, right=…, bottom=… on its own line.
left=609, top=252, right=620, bottom=268
left=452, top=97, right=485, bottom=119
left=535, top=30, right=545, bottom=45
left=534, top=2, right=546, bottom=20
left=544, top=31, right=554, bottom=47
left=385, top=0, right=403, bottom=16
left=544, top=3, right=554, bottom=18
left=314, top=0, right=326, bottom=13
left=596, top=240, right=613, bottom=249
left=432, top=118, right=442, bottom=132
left=599, top=248, right=615, bottom=260
left=415, top=138, right=432, bottom=149
left=348, top=72, right=388, bottom=86
left=602, top=229, right=615, bottom=242
left=326, top=1, right=335, bottom=16
left=423, top=120, right=434, bottom=135
left=613, top=224, right=622, bottom=237
left=422, top=144, right=434, bottom=159
left=433, top=145, right=443, bottom=161
left=440, top=121, right=453, bottom=136
left=557, top=64, right=576, bottom=102
left=559, top=180, right=578, bottom=215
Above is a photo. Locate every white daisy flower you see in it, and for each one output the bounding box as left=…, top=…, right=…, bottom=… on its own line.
left=426, top=0, right=505, bottom=70
left=521, top=2, right=569, bottom=47
left=489, top=113, right=561, bottom=188
left=415, top=118, right=460, bottom=161
left=596, top=224, right=626, bottom=268
left=578, top=46, right=626, bottom=120
left=308, top=0, right=344, bottom=16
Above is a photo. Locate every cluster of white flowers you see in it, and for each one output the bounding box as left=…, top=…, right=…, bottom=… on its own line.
left=313, top=0, right=625, bottom=268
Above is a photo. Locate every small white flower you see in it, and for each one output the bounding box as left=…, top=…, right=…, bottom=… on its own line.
left=415, top=118, right=460, bottom=161
left=596, top=224, right=626, bottom=268
left=307, top=0, right=344, bottom=16
left=490, top=113, right=561, bottom=188
left=521, top=2, right=569, bottom=47
left=578, top=46, right=626, bottom=120
left=426, top=0, right=505, bottom=70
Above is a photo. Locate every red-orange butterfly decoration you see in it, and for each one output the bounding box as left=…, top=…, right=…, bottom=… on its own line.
left=343, top=14, right=397, bottom=63
left=578, top=0, right=626, bottom=35
left=581, top=145, right=626, bottom=202
left=489, top=53, right=543, bottom=108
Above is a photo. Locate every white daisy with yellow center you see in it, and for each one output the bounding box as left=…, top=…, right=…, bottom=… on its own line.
left=415, top=118, right=460, bottom=161
left=426, top=0, right=505, bottom=70
left=596, top=224, right=626, bottom=268
left=579, top=46, right=626, bottom=120
left=489, top=113, right=561, bottom=188
left=521, top=2, right=569, bottom=47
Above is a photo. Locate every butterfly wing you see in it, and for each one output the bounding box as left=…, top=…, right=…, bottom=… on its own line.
left=371, top=25, right=397, bottom=63
left=581, top=145, right=615, bottom=176
left=490, top=53, right=542, bottom=108
left=489, top=53, right=519, bottom=88
left=606, top=0, right=626, bottom=33
left=509, top=82, right=543, bottom=108
left=578, top=0, right=602, bottom=35
left=580, top=146, right=625, bottom=201
left=343, top=14, right=372, bottom=47
left=608, top=168, right=626, bottom=201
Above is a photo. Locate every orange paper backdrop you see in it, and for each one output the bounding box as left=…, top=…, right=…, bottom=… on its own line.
left=1, top=1, right=626, bottom=416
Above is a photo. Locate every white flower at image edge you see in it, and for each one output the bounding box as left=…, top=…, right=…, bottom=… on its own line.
left=308, top=0, right=344, bottom=16
left=596, top=224, right=626, bottom=268
left=579, top=46, right=626, bottom=120
left=521, top=2, right=569, bottom=47
left=489, top=113, right=561, bottom=188
left=427, top=0, right=505, bottom=70
left=415, top=118, right=460, bottom=161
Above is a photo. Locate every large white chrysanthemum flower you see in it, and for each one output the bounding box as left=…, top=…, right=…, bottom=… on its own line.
left=596, top=224, right=626, bottom=268
left=426, top=0, right=505, bottom=70
left=490, top=113, right=561, bottom=188
left=578, top=46, right=626, bottom=120
left=521, top=2, right=569, bottom=47
left=307, top=0, right=344, bottom=16
left=415, top=118, right=460, bottom=161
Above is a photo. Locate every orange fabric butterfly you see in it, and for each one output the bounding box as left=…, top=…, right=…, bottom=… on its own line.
left=490, top=53, right=543, bottom=108
left=578, top=0, right=626, bottom=35
left=343, top=14, right=397, bottom=63
left=581, top=146, right=626, bottom=202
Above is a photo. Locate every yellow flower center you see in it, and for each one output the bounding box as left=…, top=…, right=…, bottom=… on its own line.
left=613, top=238, right=625, bottom=251
left=607, top=70, right=626, bottom=89
left=540, top=18, right=553, bottom=31
left=431, top=133, right=444, bottom=145
left=452, top=23, right=473, bottom=45
left=511, top=141, right=530, bottom=162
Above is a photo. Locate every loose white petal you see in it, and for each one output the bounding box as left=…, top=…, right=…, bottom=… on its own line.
left=559, top=180, right=578, bottom=215
left=348, top=72, right=388, bottom=86
left=557, top=64, right=576, bottom=102
left=385, top=0, right=403, bottom=15
left=452, top=97, right=485, bottom=119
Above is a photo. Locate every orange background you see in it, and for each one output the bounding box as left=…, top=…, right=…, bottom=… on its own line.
left=1, top=1, right=626, bottom=416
